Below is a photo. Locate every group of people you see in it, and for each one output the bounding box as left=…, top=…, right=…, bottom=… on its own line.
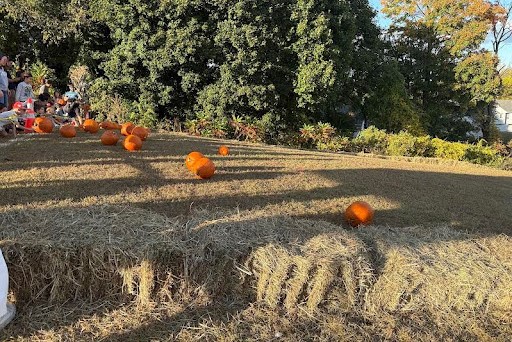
left=0, top=53, right=88, bottom=137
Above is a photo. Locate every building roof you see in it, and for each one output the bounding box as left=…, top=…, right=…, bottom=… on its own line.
left=496, top=100, right=512, bottom=113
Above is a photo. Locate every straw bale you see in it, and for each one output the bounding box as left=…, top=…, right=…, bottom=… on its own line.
left=249, top=232, right=374, bottom=314
left=357, top=226, right=512, bottom=340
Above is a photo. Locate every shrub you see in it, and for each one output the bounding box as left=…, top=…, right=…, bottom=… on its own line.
left=464, top=140, right=505, bottom=167
left=185, top=113, right=228, bottom=139
left=431, top=138, right=468, bottom=161
left=316, top=136, right=351, bottom=152
left=229, top=115, right=265, bottom=142
left=386, top=131, right=417, bottom=156
left=353, top=126, right=388, bottom=154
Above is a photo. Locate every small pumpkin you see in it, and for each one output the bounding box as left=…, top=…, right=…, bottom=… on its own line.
left=131, top=126, right=149, bottom=140
left=185, top=151, right=205, bottom=171
left=193, top=157, right=216, bottom=179
left=101, top=130, right=119, bottom=145
left=34, top=117, right=54, bottom=133
left=121, top=122, right=135, bottom=136
left=218, top=145, right=230, bottom=156
left=344, top=201, right=374, bottom=227
left=83, top=119, right=100, bottom=133
left=59, top=124, right=76, bottom=138
left=123, top=134, right=143, bottom=151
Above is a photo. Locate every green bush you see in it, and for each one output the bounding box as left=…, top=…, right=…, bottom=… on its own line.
left=316, top=136, right=351, bottom=152
left=431, top=138, right=469, bottom=161
left=386, top=131, right=417, bottom=156
left=464, top=141, right=505, bottom=167
left=353, top=126, right=388, bottom=154
left=299, top=122, right=337, bottom=149
left=185, top=113, right=229, bottom=138
left=413, top=136, right=436, bottom=157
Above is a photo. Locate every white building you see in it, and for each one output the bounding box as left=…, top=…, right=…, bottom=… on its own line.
left=495, top=100, right=512, bottom=133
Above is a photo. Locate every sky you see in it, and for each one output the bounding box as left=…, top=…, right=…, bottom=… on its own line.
left=368, top=0, right=512, bottom=67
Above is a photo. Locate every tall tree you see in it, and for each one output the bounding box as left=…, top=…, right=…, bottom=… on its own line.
left=383, top=0, right=505, bottom=140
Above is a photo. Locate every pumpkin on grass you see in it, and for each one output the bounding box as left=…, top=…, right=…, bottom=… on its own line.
left=123, top=134, right=143, bottom=151
left=33, top=117, right=53, bottom=133
left=218, top=145, right=230, bottom=156
left=131, top=126, right=149, bottom=140
left=83, top=119, right=100, bottom=133
left=192, top=157, right=216, bottom=179
left=121, top=122, right=135, bottom=136
left=344, top=201, right=374, bottom=227
left=100, top=121, right=118, bottom=130
left=59, top=124, right=76, bottom=138
left=101, top=130, right=119, bottom=145
left=185, top=151, right=204, bottom=171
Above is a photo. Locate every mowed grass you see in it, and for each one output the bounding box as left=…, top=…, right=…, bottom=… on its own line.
left=1, top=131, right=511, bottom=234
left=1, top=131, right=512, bottom=341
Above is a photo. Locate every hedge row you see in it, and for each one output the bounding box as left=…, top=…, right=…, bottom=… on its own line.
left=183, top=116, right=511, bottom=169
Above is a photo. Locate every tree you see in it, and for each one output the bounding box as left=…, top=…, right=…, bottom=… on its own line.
left=501, top=68, right=512, bottom=98
left=382, top=0, right=506, bottom=140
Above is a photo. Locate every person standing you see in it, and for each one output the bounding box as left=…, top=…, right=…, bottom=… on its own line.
left=0, top=55, right=9, bottom=110
left=15, top=73, right=35, bottom=103
left=38, top=78, right=51, bottom=102
left=6, top=60, right=21, bottom=110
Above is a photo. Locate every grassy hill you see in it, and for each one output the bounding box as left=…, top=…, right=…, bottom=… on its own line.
left=0, top=131, right=511, bottom=341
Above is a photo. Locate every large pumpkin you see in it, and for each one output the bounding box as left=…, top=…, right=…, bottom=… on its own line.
left=83, top=119, right=100, bottom=133
left=185, top=151, right=204, bottom=171
left=33, top=117, right=53, bottom=133
left=344, top=201, right=374, bottom=227
left=121, top=122, right=135, bottom=136
left=101, top=130, right=119, bottom=145
left=131, top=126, right=149, bottom=141
left=59, top=124, right=76, bottom=138
left=100, top=121, right=118, bottom=130
left=123, top=134, right=142, bottom=151
left=218, top=145, right=229, bottom=156
left=193, top=157, right=216, bottom=179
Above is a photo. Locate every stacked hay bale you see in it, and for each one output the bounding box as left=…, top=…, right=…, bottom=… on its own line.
left=1, top=206, right=511, bottom=340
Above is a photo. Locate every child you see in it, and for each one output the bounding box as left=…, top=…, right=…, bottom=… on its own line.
left=43, top=102, right=63, bottom=127
left=15, top=73, right=35, bottom=103
left=34, top=103, right=45, bottom=117
left=0, top=102, right=27, bottom=137
left=63, top=98, right=81, bottom=126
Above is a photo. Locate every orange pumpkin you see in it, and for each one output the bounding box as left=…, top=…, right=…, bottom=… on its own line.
left=59, top=124, right=76, bottom=138
left=100, top=121, right=118, bottom=130
left=101, top=130, right=119, bottom=145
left=121, top=122, right=135, bottom=136
left=131, top=126, right=149, bottom=140
left=193, top=157, right=216, bottom=179
left=185, top=151, right=205, bottom=171
left=83, top=119, right=100, bottom=133
left=344, top=201, right=374, bottom=227
left=218, top=145, right=229, bottom=156
left=34, top=117, right=54, bottom=133
left=123, top=134, right=142, bottom=151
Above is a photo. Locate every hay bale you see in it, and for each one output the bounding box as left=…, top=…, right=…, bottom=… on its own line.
left=357, top=226, right=512, bottom=340
left=0, top=205, right=188, bottom=306
left=249, top=232, right=374, bottom=314
left=0, top=205, right=342, bottom=308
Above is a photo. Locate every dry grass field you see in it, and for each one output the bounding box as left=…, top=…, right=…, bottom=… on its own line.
left=0, top=131, right=511, bottom=341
